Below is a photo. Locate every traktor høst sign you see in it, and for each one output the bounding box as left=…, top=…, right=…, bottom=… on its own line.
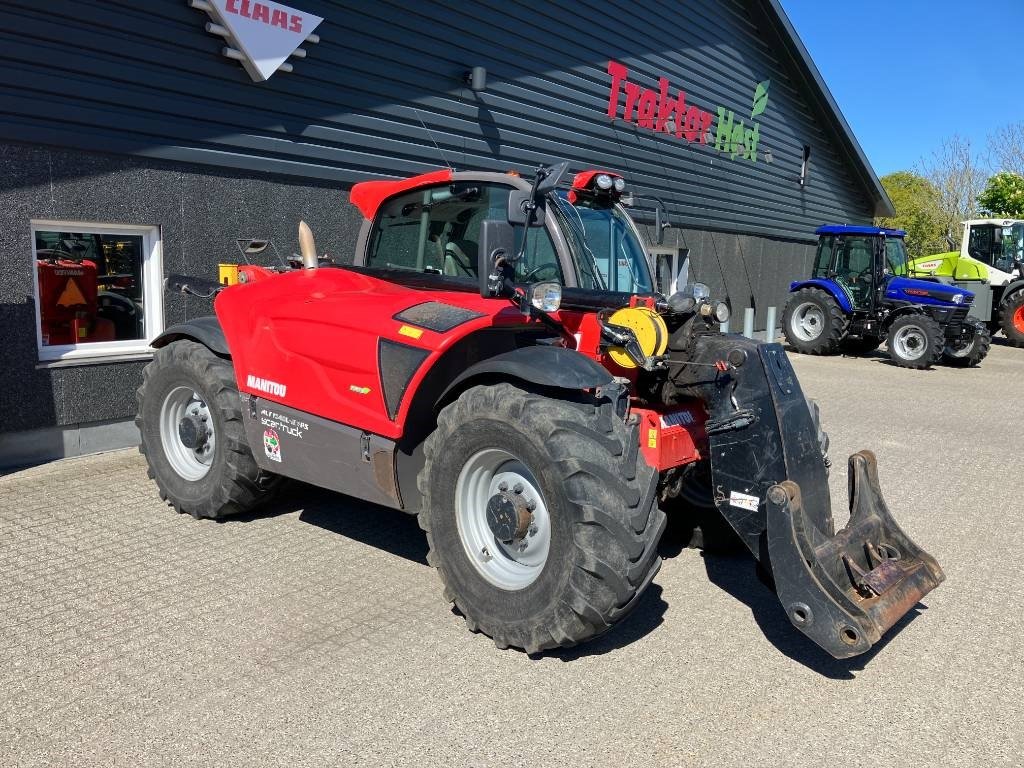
left=605, top=60, right=769, bottom=163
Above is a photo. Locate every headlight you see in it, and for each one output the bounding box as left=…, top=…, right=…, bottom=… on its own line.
left=714, top=301, right=731, bottom=322
left=594, top=173, right=613, bottom=190
left=529, top=281, right=562, bottom=312
left=692, top=282, right=710, bottom=300
left=613, top=177, right=626, bottom=192
left=951, top=293, right=964, bottom=304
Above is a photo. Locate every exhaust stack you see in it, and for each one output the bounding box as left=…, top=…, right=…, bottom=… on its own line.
left=298, top=220, right=318, bottom=269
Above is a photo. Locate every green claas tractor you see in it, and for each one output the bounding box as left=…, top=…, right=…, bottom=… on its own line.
left=909, top=219, right=1024, bottom=346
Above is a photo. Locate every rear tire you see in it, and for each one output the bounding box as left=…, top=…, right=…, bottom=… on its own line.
left=1000, top=292, right=1024, bottom=347
left=782, top=288, right=848, bottom=355
left=943, top=323, right=991, bottom=367
left=886, top=314, right=942, bottom=369
left=418, top=382, right=665, bottom=653
left=136, top=340, right=277, bottom=519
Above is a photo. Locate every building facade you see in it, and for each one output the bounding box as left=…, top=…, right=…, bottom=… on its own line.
left=0, top=0, right=891, bottom=466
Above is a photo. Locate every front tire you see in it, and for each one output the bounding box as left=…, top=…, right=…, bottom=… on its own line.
left=1000, top=292, right=1024, bottom=347
left=943, top=323, right=991, bottom=367
left=418, top=383, right=665, bottom=653
left=136, top=340, right=276, bottom=519
left=782, top=288, right=848, bottom=355
left=886, top=314, right=942, bottom=369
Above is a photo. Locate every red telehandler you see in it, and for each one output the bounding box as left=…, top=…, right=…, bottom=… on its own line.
left=137, top=162, right=944, bottom=658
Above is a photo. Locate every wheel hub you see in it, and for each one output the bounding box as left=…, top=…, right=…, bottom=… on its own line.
left=485, top=489, right=533, bottom=543
left=177, top=414, right=209, bottom=450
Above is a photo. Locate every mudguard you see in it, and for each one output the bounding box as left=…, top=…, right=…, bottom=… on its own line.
left=700, top=339, right=944, bottom=658
left=789, top=279, right=853, bottom=313
left=151, top=316, right=230, bottom=356
left=439, top=345, right=613, bottom=404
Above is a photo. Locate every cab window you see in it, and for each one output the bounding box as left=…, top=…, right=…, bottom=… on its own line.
left=366, top=183, right=563, bottom=284
left=884, top=238, right=909, bottom=276
left=811, top=236, right=835, bottom=278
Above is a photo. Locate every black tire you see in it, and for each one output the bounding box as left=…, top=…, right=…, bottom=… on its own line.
left=1000, top=291, right=1024, bottom=347
left=942, top=323, right=991, bottom=367
left=885, top=314, right=942, bottom=369
left=840, top=334, right=882, bottom=355
left=781, top=288, right=848, bottom=355
left=136, top=340, right=277, bottom=519
left=417, top=382, right=665, bottom=653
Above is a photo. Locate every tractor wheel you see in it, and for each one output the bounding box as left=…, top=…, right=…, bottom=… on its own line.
left=136, top=340, right=278, bottom=519
left=840, top=334, right=882, bottom=355
left=943, top=323, right=991, bottom=367
left=999, top=292, right=1024, bottom=347
left=782, top=288, right=848, bottom=355
left=417, top=382, right=665, bottom=653
left=886, top=314, right=943, bottom=369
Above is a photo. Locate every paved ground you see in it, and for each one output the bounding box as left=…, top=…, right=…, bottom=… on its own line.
left=1, top=341, right=1022, bottom=767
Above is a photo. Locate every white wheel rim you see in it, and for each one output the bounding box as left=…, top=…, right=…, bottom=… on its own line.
left=892, top=325, right=928, bottom=361
left=160, top=386, right=216, bottom=481
left=945, top=336, right=975, bottom=358
left=454, top=448, right=552, bottom=590
left=790, top=301, right=826, bottom=342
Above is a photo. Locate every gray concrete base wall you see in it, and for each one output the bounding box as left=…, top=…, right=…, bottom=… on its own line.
left=0, top=418, right=139, bottom=471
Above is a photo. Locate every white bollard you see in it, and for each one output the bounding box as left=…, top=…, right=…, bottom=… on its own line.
left=720, top=319, right=730, bottom=334
left=743, top=307, right=755, bottom=339
left=764, top=306, right=777, bottom=342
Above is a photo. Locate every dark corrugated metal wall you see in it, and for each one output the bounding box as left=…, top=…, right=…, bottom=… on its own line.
left=0, top=0, right=873, bottom=241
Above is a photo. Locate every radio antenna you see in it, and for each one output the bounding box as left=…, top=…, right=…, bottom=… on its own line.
left=410, top=106, right=453, bottom=171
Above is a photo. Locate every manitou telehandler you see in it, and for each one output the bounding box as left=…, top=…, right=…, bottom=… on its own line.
left=137, top=162, right=944, bottom=659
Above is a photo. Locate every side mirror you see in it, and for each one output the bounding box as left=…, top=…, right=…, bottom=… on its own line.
left=507, top=191, right=546, bottom=226
left=478, top=219, right=516, bottom=298
left=535, top=161, right=569, bottom=195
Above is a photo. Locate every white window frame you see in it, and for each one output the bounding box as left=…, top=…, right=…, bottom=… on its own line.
left=30, top=220, right=164, bottom=363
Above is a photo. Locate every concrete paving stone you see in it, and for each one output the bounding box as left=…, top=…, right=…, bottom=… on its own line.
left=1, top=344, right=1022, bottom=766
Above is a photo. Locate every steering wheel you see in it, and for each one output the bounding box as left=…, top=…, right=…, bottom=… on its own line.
left=522, top=262, right=560, bottom=282
left=847, top=267, right=871, bottom=284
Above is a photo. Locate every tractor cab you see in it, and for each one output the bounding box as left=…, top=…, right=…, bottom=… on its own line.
left=810, top=225, right=908, bottom=311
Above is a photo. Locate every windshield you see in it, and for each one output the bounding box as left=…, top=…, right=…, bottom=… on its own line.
left=551, top=191, right=652, bottom=293
left=1000, top=223, right=1024, bottom=269
left=884, top=237, right=909, bottom=276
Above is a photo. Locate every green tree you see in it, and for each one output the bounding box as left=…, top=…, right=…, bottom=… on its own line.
left=875, top=171, right=948, bottom=257
left=977, top=172, right=1024, bottom=217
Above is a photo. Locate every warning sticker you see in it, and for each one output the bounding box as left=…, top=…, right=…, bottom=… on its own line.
left=263, top=428, right=282, bottom=462
left=729, top=490, right=759, bottom=512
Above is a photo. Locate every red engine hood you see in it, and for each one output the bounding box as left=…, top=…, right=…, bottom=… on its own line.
left=214, top=267, right=530, bottom=438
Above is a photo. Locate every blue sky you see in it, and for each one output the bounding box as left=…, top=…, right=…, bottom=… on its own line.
left=780, top=0, right=1024, bottom=177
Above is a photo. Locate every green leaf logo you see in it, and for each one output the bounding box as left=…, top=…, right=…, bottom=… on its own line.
left=751, top=79, right=770, bottom=119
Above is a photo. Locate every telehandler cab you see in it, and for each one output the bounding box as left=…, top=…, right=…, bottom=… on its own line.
left=138, top=162, right=944, bottom=659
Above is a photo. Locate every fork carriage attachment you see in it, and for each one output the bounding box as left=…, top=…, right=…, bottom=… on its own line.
left=699, top=341, right=945, bottom=659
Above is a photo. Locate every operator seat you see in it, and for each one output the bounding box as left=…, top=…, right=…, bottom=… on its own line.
left=444, top=239, right=477, bottom=277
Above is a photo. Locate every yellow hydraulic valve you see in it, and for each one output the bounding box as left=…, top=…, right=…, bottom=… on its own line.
left=606, top=306, right=668, bottom=369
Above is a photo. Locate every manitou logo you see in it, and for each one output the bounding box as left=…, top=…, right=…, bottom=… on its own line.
left=247, top=374, right=287, bottom=397
left=192, top=0, right=323, bottom=82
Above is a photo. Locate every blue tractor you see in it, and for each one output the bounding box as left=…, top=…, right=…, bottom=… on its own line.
left=782, top=225, right=990, bottom=369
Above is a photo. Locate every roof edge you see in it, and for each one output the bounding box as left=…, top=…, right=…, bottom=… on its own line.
left=754, top=0, right=896, bottom=219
